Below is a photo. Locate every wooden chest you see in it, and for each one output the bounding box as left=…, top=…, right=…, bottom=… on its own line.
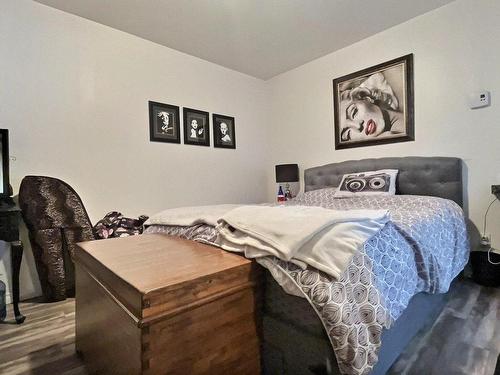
left=74, top=234, right=262, bottom=375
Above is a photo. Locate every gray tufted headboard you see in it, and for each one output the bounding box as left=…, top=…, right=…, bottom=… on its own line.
left=304, top=157, right=463, bottom=207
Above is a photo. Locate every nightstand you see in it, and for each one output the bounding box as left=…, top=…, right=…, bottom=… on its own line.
left=0, top=202, right=26, bottom=324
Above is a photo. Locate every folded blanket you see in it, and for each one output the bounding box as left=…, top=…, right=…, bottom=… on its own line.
left=145, top=204, right=241, bottom=227
left=215, top=205, right=389, bottom=279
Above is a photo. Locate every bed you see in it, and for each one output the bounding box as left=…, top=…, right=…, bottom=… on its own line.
left=259, top=156, right=467, bottom=375
left=145, top=156, right=469, bottom=375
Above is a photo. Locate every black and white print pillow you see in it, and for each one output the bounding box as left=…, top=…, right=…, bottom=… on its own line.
left=334, top=169, right=398, bottom=197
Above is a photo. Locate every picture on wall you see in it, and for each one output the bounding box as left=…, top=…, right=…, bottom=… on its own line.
left=149, top=101, right=180, bottom=143
left=213, top=114, right=236, bottom=149
left=184, top=108, right=210, bottom=146
left=333, top=54, right=414, bottom=150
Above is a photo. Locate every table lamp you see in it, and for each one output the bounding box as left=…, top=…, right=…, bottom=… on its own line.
left=275, top=164, right=299, bottom=201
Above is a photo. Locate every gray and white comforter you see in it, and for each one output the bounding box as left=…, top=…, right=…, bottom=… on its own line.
left=145, top=191, right=469, bottom=375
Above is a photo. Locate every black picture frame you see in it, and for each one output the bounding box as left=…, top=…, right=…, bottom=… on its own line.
left=149, top=101, right=181, bottom=144
left=333, top=54, right=414, bottom=150
left=183, top=107, right=210, bottom=146
left=212, top=114, right=236, bottom=149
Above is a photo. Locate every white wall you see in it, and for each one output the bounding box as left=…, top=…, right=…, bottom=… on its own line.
left=0, top=0, right=271, bottom=300
left=266, top=0, right=500, bottom=250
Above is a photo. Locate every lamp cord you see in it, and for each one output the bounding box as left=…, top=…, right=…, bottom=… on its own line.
left=482, top=198, right=497, bottom=237
left=488, top=248, right=500, bottom=265
left=482, top=198, right=500, bottom=265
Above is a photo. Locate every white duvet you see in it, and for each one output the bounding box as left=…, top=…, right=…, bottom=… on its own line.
left=146, top=204, right=389, bottom=279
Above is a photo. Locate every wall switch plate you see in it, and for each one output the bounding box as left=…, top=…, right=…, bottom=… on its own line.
left=469, top=90, right=491, bottom=109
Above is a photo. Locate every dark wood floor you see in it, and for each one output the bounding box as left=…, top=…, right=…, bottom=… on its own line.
left=388, top=279, right=500, bottom=375
left=0, top=297, right=85, bottom=375
left=0, top=278, right=499, bottom=375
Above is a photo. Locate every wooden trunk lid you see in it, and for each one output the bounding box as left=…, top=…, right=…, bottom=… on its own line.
left=75, top=234, right=259, bottom=327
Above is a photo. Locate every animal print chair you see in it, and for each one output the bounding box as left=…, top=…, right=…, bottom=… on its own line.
left=18, top=176, right=96, bottom=301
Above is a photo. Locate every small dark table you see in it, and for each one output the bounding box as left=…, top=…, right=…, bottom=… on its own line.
left=0, top=202, right=26, bottom=324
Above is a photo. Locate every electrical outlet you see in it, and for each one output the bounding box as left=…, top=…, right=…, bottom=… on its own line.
left=480, top=236, right=491, bottom=247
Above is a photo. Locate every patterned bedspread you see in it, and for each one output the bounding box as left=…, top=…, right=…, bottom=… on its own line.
left=145, top=191, right=469, bottom=375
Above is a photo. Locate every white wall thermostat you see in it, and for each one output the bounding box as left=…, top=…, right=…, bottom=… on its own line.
left=469, top=90, right=491, bottom=109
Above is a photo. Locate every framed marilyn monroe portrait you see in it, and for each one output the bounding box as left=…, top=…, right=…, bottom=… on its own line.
left=333, top=54, right=414, bottom=150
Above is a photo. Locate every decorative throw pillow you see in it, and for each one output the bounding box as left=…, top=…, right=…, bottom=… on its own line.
left=94, top=211, right=149, bottom=239
left=333, top=169, right=398, bottom=197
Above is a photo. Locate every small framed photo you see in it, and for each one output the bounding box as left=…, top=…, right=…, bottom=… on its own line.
left=333, top=54, right=414, bottom=150
left=213, top=114, right=236, bottom=149
left=183, top=108, right=210, bottom=146
left=149, top=101, right=180, bottom=143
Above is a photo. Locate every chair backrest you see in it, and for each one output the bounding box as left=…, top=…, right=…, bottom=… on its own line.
left=18, top=175, right=96, bottom=301
left=19, top=175, right=94, bottom=232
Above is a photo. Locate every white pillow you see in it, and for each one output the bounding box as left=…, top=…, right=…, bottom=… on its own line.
left=333, top=169, right=398, bottom=197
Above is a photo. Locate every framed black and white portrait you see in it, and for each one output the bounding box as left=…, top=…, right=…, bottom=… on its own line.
left=183, top=108, right=210, bottom=146
left=213, top=114, right=236, bottom=149
left=333, top=54, right=414, bottom=150
left=149, top=101, right=180, bottom=143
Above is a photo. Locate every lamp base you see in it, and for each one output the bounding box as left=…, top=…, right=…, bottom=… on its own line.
left=284, top=183, right=292, bottom=200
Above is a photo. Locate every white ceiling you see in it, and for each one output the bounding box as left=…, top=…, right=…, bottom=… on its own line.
left=34, top=0, right=454, bottom=80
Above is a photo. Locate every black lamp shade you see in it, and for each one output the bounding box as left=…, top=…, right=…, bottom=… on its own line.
left=275, top=164, right=299, bottom=183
